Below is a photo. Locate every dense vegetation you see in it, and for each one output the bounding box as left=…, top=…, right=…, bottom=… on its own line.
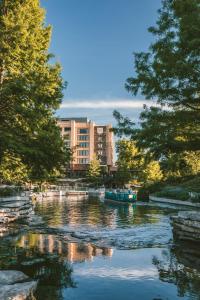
left=113, top=0, right=200, bottom=198
left=0, top=0, right=70, bottom=185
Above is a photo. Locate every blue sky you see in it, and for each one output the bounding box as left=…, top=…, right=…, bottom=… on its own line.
left=41, top=0, right=162, bottom=125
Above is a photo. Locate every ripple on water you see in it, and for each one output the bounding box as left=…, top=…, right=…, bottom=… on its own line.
left=35, top=197, right=174, bottom=249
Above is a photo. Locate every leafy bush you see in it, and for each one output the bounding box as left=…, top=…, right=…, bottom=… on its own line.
left=154, top=188, right=189, bottom=201
left=137, top=181, right=166, bottom=201
left=181, top=176, right=200, bottom=193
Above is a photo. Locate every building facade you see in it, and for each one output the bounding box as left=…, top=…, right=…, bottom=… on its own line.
left=57, top=118, right=114, bottom=175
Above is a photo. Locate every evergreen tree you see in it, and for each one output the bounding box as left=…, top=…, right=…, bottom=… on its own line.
left=0, top=0, right=69, bottom=182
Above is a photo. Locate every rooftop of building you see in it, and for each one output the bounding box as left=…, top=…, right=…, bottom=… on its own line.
left=57, top=117, right=113, bottom=128
left=58, top=117, right=89, bottom=123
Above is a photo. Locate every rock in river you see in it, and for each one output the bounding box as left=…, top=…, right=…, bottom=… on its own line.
left=171, top=211, right=200, bottom=243
left=0, top=270, right=37, bottom=300
left=0, top=196, right=34, bottom=224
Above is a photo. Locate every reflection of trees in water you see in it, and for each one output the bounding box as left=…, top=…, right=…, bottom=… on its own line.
left=35, top=197, right=172, bottom=229
left=152, top=243, right=200, bottom=299
left=0, top=239, right=75, bottom=300
left=0, top=231, right=114, bottom=300
left=29, top=255, right=75, bottom=300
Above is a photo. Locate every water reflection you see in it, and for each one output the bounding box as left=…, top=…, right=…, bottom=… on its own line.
left=0, top=233, right=113, bottom=300
left=18, top=233, right=113, bottom=262
left=35, top=196, right=175, bottom=229
left=153, top=242, right=200, bottom=299
left=1, top=196, right=200, bottom=299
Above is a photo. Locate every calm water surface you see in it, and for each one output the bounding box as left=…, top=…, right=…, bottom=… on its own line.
left=1, top=196, right=200, bottom=300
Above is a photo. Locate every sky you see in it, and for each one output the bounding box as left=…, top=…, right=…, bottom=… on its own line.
left=41, top=0, right=162, bottom=125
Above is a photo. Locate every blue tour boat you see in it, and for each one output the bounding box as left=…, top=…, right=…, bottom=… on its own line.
left=105, top=190, right=137, bottom=203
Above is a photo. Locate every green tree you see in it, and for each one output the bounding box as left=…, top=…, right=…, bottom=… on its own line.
left=113, top=0, right=200, bottom=181
left=143, top=160, right=163, bottom=184
left=126, top=0, right=200, bottom=110
left=115, top=139, right=163, bottom=186
left=0, top=0, right=69, bottom=182
left=115, top=140, right=144, bottom=186
left=161, top=151, right=200, bottom=180
left=87, top=155, right=101, bottom=186
left=0, top=151, right=29, bottom=184
left=124, top=0, right=200, bottom=153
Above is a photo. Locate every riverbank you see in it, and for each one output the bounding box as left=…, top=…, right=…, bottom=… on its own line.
left=0, top=195, right=34, bottom=224
left=149, top=195, right=200, bottom=208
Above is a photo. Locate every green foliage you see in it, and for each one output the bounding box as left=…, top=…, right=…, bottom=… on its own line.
left=0, top=0, right=70, bottom=183
left=113, top=0, right=200, bottom=183
left=180, top=176, right=200, bottom=193
left=115, top=140, right=144, bottom=186
left=126, top=0, right=200, bottom=111
left=154, top=187, right=189, bottom=201
left=160, top=151, right=200, bottom=181
left=87, top=155, right=101, bottom=186
left=184, top=151, right=200, bottom=175
left=143, top=160, right=163, bottom=183
left=0, top=151, right=29, bottom=184
left=115, top=139, right=163, bottom=186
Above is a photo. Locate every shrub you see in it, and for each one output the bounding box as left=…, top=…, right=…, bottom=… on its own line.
left=137, top=181, right=166, bottom=201
left=154, top=188, right=189, bottom=201
left=181, top=176, right=200, bottom=193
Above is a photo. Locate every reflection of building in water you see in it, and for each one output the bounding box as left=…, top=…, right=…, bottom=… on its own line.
left=18, top=234, right=113, bottom=262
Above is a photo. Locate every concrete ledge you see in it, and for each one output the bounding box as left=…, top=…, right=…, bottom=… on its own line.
left=149, top=195, right=200, bottom=208
left=0, top=196, right=30, bottom=203
left=42, top=191, right=64, bottom=197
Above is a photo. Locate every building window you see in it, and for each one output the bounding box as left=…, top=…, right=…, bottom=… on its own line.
left=97, top=127, right=104, bottom=134
left=78, top=128, right=89, bottom=134
left=64, top=127, right=71, bottom=132
left=98, top=137, right=103, bottom=142
left=78, top=142, right=89, bottom=148
left=78, top=158, right=89, bottom=164
left=98, top=150, right=103, bottom=155
left=77, top=150, right=89, bottom=156
left=78, top=135, right=89, bottom=141
left=98, top=143, right=103, bottom=148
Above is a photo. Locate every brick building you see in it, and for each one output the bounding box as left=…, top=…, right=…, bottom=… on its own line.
left=57, top=117, right=114, bottom=176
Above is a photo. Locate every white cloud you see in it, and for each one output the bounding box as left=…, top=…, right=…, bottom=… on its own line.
left=60, top=99, right=157, bottom=109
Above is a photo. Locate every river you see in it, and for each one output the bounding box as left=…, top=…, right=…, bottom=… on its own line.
left=0, top=195, right=200, bottom=300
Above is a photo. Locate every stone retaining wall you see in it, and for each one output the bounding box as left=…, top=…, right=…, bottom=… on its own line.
left=171, top=211, right=200, bottom=244
left=0, top=196, right=34, bottom=224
